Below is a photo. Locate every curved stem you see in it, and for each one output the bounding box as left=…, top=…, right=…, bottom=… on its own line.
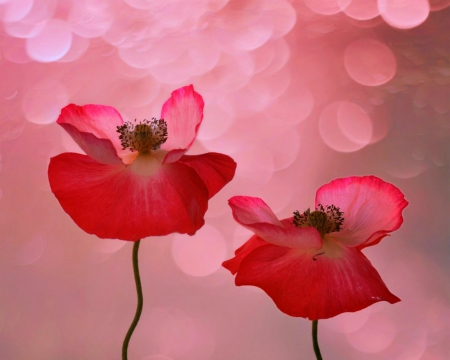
left=122, top=240, right=143, bottom=360
left=312, top=320, right=323, bottom=360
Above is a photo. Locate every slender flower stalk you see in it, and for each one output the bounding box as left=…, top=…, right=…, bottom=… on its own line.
left=122, top=240, right=143, bottom=360
left=312, top=320, right=323, bottom=360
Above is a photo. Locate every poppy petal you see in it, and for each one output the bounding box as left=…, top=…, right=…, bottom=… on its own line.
left=229, top=196, right=322, bottom=249
left=58, top=103, right=124, bottom=146
left=59, top=123, right=123, bottom=165
left=163, top=149, right=186, bottom=164
left=160, top=85, right=204, bottom=152
left=232, top=238, right=400, bottom=319
left=178, top=153, right=237, bottom=198
left=48, top=153, right=209, bottom=240
left=315, top=176, right=408, bottom=248
left=222, top=235, right=267, bottom=274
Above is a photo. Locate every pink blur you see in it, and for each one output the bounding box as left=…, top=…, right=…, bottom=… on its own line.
left=0, top=0, right=449, bottom=359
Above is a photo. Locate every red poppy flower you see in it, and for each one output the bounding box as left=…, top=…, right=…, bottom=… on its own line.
left=48, top=85, right=236, bottom=241
left=223, top=176, right=408, bottom=320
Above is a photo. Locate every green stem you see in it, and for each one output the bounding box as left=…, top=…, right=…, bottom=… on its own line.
left=312, top=320, right=323, bottom=360
left=122, top=240, right=143, bottom=360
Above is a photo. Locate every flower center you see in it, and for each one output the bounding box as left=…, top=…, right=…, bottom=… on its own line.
left=116, top=118, right=168, bottom=153
left=292, top=204, right=344, bottom=236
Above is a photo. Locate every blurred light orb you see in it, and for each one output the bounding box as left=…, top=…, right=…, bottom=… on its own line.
left=262, top=127, right=300, bottom=171
left=26, top=19, right=72, bottom=62
left=344, top=0, right=379, bottom=20
left=378, top=0, right=429, bottom=29
left=265, top=1, right=297, bottom=39
left=323, top=310, right=370, bottom=334
left=387, top=159, right=427, bottom=179
left=3, top=37, right=32, bottom=63
left=346, top=313, right=397, bottom=353
left=4, top=19, right=47, bottom=39
left=141, top=355, right=174, bottom=360
left=94, top=239, right=127, bottom=254
left=16, top=234, right=45, bottom=265
left=172, top=224, right=226, bottom=277
left=23, top=84, right=68, bottom=124
left=429, top=0, right=450, bottom=11
left=337, top=102, right=373, bottom=144
left=3, top=0, right=33, bottom=22
left=396, top=330, right=427, bottom=360
left=197, top=105, right=233, bottom=141
left=344, top=39, right=397, bottom=86
left=68, top=4, right=112, bottom=38
left=57, top=35, right=90, bottom=63
left=304, top=0, right=351, bottom=15
left=234, top=146, right=275, bottom=186
left=319, top=101, right=373, bottom=152
left=267, top=85, right=314, bottom=125
left=159, top=310, right=216, bottom=360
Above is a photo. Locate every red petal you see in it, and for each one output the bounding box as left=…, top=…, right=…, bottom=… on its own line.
left=178, top=153, right=237, bottom=198
left=160, top=85, right=204, bottom=152
left=232, top=238, right=400, bottom=319
left=57, top=104, right=126, bottom=161
left=315, top=176, right=408, bottom=248
left=48, top=153, right=210, bottom=240
left=222, top=235, right=267, bottom=274
left=229, top=196, right=322, bottom=249
left=163, top=149, right=186, bottom=164
left=59, top=123, right=123, bottom=165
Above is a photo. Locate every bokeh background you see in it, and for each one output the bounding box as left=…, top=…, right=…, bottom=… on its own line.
left=0, top=0, right=449, bottom=359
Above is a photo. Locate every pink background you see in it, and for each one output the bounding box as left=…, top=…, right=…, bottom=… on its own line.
left=0, top=0, right=449, bottom=359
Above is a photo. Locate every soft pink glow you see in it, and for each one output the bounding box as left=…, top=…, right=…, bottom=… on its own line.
left=68, top=1, right=112, bottom=38
left=0, top=0, right=448, bottom=358
left=429, top=0, right=450, bottom=11
left=172, top=224, right=227, bottom=277
left=2, top=0, right=33, bottom=22
left=23, top=84, right=68, bottom=124
left=346, top=313, right=397, bottom=353
left=267, top=84, right=314, bottom=125
left=344, top=39, right=397, bottom=86
left=141, top=355, right=174, bottom=360
left=323, top=310, right=370, bottom=333
left=344, top=0, right=379, bottom=20
left=15, top=234, right=45, bottom=265
left=93, top=239, right=127, bottom=254
left=57, top=35, right=90, bottom=63
left=337, top=101, right=373, bottom=145
left=26, top=19, right=72, bottom=62
left=319, top=101, right=373, bottom=152
left=378, top=0, right=430, bottom=29
left=157, top=308, right=216, bottom=359
left=304, top=0, right=351, bottom=15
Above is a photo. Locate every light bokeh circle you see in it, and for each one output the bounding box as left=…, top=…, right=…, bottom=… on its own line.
left=16, top=234, right=45, bottom=265
left=344, top=38, right=397, bottom=86
left=141, top=356, right=174, bottom=360
left=304, top=0, right=351, bottom=15
left=378, top=0, right=430, bottom=29
left=23, top=84, right=68, bottom=124
left=346, top=313, right=397, bottom=353
left=344, top=0, right=379, bottom=20
left=171, top=224, right=227, bottom=277
left=26, top=19, right=72, bottom=62
left=3, top=0, right=33, bottom=22
left=319, top=101, right=373, bottom=152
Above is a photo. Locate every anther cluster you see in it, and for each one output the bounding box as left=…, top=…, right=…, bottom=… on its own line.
left=117, top=118, right=168, bottom=153
left=293, top=204, right=344, bottom=236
